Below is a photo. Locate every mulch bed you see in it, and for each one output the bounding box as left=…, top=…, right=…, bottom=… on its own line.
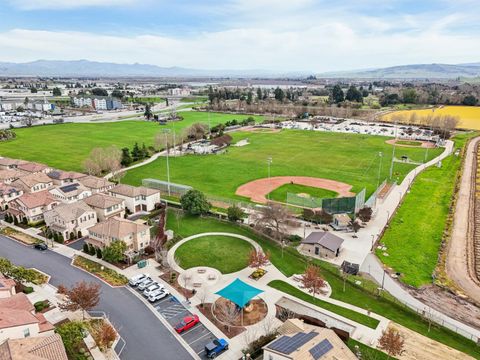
left=213, top=298, right=268, bottom=327
left=159, top=269, right=195, bottom=299
left=197, top=303, right=245, bottom=338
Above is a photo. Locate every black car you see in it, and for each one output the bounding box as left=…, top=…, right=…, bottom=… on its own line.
left=34, top=243, right=48, bottom=251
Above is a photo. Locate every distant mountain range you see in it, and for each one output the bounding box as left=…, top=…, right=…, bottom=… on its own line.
left=0, top=59, right=480, bottom=79
left=319, top=63, right=480, bottom=79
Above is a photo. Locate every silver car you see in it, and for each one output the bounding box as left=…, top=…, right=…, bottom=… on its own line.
left=148, top=289, right=170, bottom=302
left=143, top=283, right=164, bottom=297
left=138, top=278, right=154, bottom=291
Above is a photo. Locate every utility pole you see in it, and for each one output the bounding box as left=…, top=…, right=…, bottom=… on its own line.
left=162, top=129, right=171, bottom=196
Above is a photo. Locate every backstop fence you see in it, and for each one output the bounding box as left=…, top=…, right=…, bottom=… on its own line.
left=364, top=179, right=387, bottom=209
left=142, top=178, right=192, bottom=198
left=285, top=188, right=366, bottom=214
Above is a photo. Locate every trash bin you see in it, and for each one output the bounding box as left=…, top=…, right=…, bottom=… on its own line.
left=137, top=260, right=147, bottom=269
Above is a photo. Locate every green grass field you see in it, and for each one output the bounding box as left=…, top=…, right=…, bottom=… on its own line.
left=0, top=111, right=262, bottom=172
left=268, top=183, right=338, bottom=203
left=377, top=132, right=476, bottom=287
left=174, top=235, right=253, bottom=273
left=123, top=130, right=442, bottom=200
left=165, top=209, right=480, bottom=358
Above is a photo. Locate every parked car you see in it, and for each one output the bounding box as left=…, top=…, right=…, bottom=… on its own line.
left=174, top=315, right=199, bottom=333
left=205, top=339, right=229, bottom=359
left=129, top=273, right=150, bottom=287
left=33, top=242, right=48, bottom=251
left=143, top=283, right=164, bottom=297
left=138, top=278, right=155, bottom=291
left=148, top=289, right=170, bottom=302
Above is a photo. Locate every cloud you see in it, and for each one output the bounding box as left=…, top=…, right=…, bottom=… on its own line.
left=10, top=0, right=139, bottom=10
left=0, top=26, right=479, bottom=72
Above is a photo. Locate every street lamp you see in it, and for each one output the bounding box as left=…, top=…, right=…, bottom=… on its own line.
left=162, top=129, right=171, bottom=196
left=267, top=157, right=272, bottom=200
left=370, top=234, right=376, bottom=251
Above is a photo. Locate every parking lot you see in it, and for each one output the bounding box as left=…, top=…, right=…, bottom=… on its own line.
left=132, top=284, right=220, bottom=359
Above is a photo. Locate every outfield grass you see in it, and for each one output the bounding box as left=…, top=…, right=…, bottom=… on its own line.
left=268, top=280, right=380, bottom=329
left=0, top=111, right=262, bottom=172
left=174, top=235, right=253, bottom=273
left=268, top=183, right=338, bottom=203
left=377, top=132, right=476, bottom=287
left=123, top=130, right=442, bottom=200
left=165, top=210, right=480, bottom=358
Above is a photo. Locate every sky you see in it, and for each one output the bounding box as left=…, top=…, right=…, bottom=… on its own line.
left=0, top=0, right=479, bottom=72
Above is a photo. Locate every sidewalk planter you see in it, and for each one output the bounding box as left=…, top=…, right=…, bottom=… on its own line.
left=249, top=268, right=267, bottom=281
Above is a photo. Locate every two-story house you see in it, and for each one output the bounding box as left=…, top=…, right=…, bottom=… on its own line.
left=87, top=217, right=150, bottom=254
left=84, top=193, right=125, bottom=221
left=47, top=170, right=86, bottom=186
left=11, top=173, right=53, bottom=194
left=108, top=184, right=160, bottom=213
left=0, top=170, right=29, bottom=185
left=79, top=175, right=115, bottom=194
left=0, top=184, right=23, bottom=210
left=48, top=183, right=91, bottom=204
left=44, top=201, right=97, bottom=240
left=0, top=158, right=27, bottom=170
left=8, top=191, right=58, bottom=224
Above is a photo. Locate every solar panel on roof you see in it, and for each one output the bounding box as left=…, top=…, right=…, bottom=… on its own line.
left=60, top=183, right=79, bottom=193
left=309, top=339, right=333, bottom=359
left=268, top=331, right=318, bottom=354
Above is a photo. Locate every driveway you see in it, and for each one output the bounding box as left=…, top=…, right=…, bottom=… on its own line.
left=0, top=235, right=193, bottom=360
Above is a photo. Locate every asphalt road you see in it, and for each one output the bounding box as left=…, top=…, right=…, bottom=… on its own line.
left=0, top=235, right=193, bottom=360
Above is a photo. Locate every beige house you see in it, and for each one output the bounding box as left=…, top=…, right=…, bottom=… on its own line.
left=0, top=293, right=54, bottom=342
left=0, top=169, right=29, bottom=184
left=109, top=184, right=160, bottom=213
left=48, top=183, right=91, bottom=204
left=11, top=173, right=53, bottom=194
left=263, top=319, right=357, bottom=360
left=87, top=217, right=150, bottom=254
left=17, top=162, right=52, bottom=174
left=8, top=191, right=59, bottom=224
left=0, top=184, right=23, bottom=210
left=299, top=232, right=344, bottom=259
left=79, top=175, right=115, bottom=194
left=0, top=333, right=68, bottom=360
left=84, top=193, right=125, bottom=221
left=47, top=170, right=86, bottom=186
left=0, top=158, right=27, bottom=170
left=44, top=201, right=97, bottom=240
left=0, top=276, right=16, bottom=299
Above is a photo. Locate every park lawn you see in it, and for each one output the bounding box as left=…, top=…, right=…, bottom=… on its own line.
left=377, top=132, right=476, bottom=287
left=0, top=111, right=262, bottom=172
left=347, top=339, right=393, bottom=360
left=268, top=280, right=380, bottom=329
left=268, top=183, right=338, bottom=203
left=174, top=235, right=253, bottom=274
left=123, top=130, right=442, bottom=200
left=166, top=209, right=480, bottom=358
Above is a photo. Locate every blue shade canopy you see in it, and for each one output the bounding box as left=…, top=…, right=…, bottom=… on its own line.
left=215, top=278, right=264, bottom=308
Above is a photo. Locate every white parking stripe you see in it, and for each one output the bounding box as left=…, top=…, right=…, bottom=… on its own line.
left=180, top=325, right=202, bottom=336
left=189, top=332, right=211, bottom=345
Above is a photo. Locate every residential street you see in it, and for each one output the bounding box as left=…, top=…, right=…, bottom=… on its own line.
left=0, top=235, right=193, bottom=360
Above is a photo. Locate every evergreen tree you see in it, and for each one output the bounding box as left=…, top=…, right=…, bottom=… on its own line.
left=121, top=147, right=133, bottom=167
left=331, top=85, right=344, bottom=103
left=131, top=143, right=141, bottom=161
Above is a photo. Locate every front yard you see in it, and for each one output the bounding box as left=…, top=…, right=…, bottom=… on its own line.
left=72, top=256, right=128, bottom=286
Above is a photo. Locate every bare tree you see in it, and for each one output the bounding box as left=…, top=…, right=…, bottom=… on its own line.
left=253, top=201, right=292, bottom=240
left=248, top=249, right=270, bottom=270
left=278, top=307, right=296, bottom=322
left=197, top=288, right=208, bottom=308
left=262, top=316, right=278, bottom=337
left=83, top=145, right=122, bottom=176
left=20, top=115, right=37, bottom=127
left=58, top=281, right=101, bottom=319
left=217, top=300, right=239, bottom=331
left=378, top=327, right=405, bottom=359
left=183, top=123, right=208, bottom=141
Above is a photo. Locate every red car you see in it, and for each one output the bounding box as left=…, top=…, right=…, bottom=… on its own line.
left=174, top=315, right=199, bottom=333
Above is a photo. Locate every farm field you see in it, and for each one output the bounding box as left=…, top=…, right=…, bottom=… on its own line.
left=175, top=235, right=253, bottom=273
left=377, top=132, right=476, bottom=287
left=123, top=130, right=443, bottom=200
left=382, top=106, right=480, bottom=130
left=268, top=183, right=338, bottom=203
left=0, top=111, right=262, bottom=172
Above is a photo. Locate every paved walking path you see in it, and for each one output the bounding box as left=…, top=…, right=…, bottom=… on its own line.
left=447, top=136, right=480, bottom=302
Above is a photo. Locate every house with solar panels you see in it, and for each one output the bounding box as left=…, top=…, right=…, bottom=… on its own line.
left=49, top=183, right=92, bottom=204
left=263, top=319, right=357, bottom=360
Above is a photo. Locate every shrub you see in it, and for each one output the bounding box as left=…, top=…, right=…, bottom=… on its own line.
left=22, top=217, right=28, bottom=225
left=13, top=216, right=18, bottom=225
left=227, top=205, right=245, bottom=222
left=56, top=321, right=86, bottom=358
left=53, top=232, right=59, bottom=242
left=69, top=232, right=76, bottom=241
left=57, top=233, right=64, bottom=244
left=34, top=300, right=49, bottom=312
left=88, top=244, right=96, bottom=256
left=96, top=247, right=102, bottom=259
left=78, top=230, right=82, bottom=238
left=23, top=286, right=34, bottom=294
left=83, top=243, right=89, bottom=253
left=180, top=189, right=211, bottom=216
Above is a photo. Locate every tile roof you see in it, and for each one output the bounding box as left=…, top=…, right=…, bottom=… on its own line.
left=0, top=275, right=16, bottom=290
left=0, top=169, right=29, bottom=182
left=50, top=183, right=90, bottom=197
left=0, top=158, right=27, bottom=167
left=0, top=184, right=22, bottom=197
left=84, top=193, right=124, bottom=209
left=17, top=162, right=49, bottom=173
left=1, top=333, right=68, bottom=360
left=301, top=231, right=344, bottom=252
left=110, top=184, right=159, bottom=197
left=44, top=201, right=93, bottom=223
left=16, top=191, right=57, bottom=209
left=12, top=173, right=52, bottom=188
left=89, top=217, right=149, bottom=239
left=47, top=170, right=86, bottom=181
left=79, top=175, right=114, bottom=190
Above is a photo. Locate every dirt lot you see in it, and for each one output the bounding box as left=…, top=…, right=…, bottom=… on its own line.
left=390, top=323, right=475, bottom=360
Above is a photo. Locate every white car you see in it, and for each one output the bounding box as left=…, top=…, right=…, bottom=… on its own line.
left=143, top=283, right=165, bottom=297
left=138, top=278, right=154, bottom=291
left=148, top=289, right=170, bottom=302
left=129, top=273, right=150, bottom=287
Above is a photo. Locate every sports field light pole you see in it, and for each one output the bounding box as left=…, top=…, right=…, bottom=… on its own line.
left=377, top=152, right=383, bottom=189
left=267, top=157, right=272, bottom=200
left=162, top=129, right=171, bottom=196
left=389, top=120, right=398, bottom=179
